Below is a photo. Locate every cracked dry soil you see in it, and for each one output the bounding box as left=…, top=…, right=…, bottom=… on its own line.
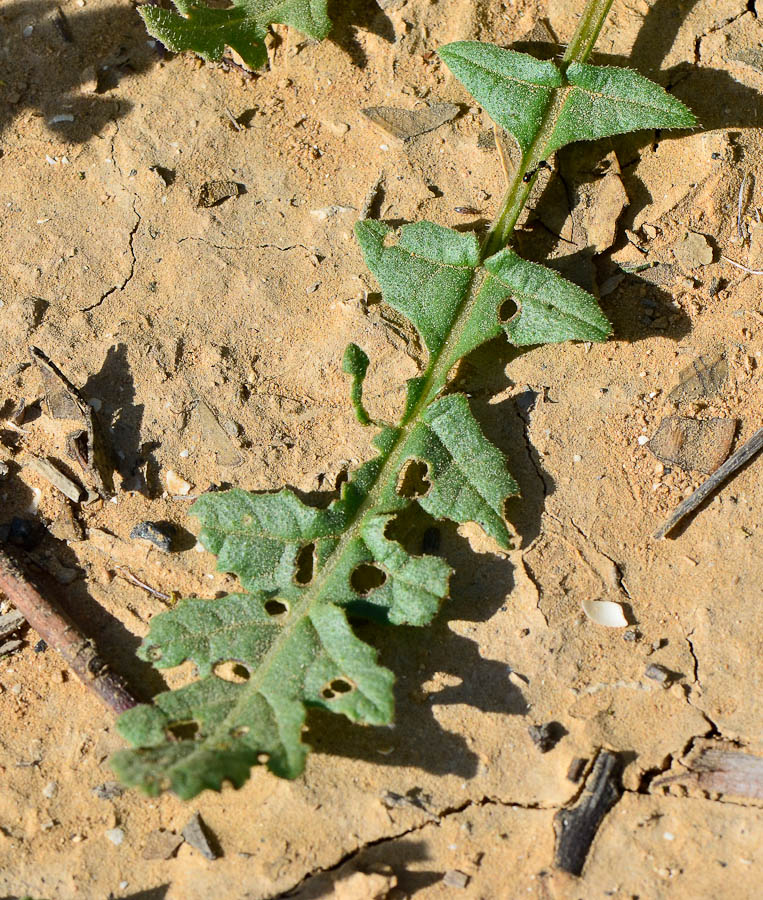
left=0, top=0, right=762, bottom=898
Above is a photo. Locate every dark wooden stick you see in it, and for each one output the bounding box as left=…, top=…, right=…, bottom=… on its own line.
left=654, top=426, right=763, bottom=539
left=0, top=548, right=138, bottom=714
left=554, top=749, right=623, bottom=876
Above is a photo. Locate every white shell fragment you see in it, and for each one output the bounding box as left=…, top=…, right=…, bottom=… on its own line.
left=581, top=598, right=628, bottom=628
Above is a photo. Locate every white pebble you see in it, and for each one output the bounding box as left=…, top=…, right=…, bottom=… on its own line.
left=637, top=435, right=649, bottom=445
left=23, top=24, right=34, bottom=37
left=42, top=781, right=58, bottom=799
left=105, top=828, right=124, bottom=846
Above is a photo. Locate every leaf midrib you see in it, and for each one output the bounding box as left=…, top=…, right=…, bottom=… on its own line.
left=153, top=28, right=610, bottom=783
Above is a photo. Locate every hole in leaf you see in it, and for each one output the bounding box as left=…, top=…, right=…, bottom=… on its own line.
left=499, top=298, right=519, bottom=323
left=257, top=752, right=270, bottom=764
left=335, top=468, right=349, bottom=491
left=146, top=646, right=163, bottom=662
left=294, top=542, right=316, bottom=585
left=214, top=660, right=251, bottom=683
left=382, top=231, right=399, bottom=249
left=397, top=459, right=430, bottom=498
left=321, top=678, right=355, bottom=700
left=421, top=527, right=441, bottom=555
left=167, top=720, right=200, bottom=742
left=351, top=563, right=387, bottom=595
left=231, top=725, right=250, bottom=738
left=264, top=598, right=289, bottom=617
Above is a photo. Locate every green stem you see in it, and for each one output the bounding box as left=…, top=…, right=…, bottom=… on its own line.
left=482, top=0, right=615, bottom=259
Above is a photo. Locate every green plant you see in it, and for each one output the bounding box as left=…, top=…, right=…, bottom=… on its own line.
left=113, top=0, right=695, bottom=799
left=138, top=0, right=332, bottom=70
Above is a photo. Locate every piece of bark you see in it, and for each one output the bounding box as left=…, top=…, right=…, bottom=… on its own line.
left=554, top=749, right=623, bottom=876
left=0, top=548, right=137, bottom=714
left=654, top=743, right=763, bottom=800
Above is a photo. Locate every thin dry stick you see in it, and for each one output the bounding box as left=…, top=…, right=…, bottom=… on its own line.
left=722, top=254, right=763, bottom=276
left=0, top=548, right=138, bottom=714
left=654, top=427, right=763, bottom=539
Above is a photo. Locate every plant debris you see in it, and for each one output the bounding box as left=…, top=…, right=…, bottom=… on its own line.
left=668, top=353, right=728, bottom=403
left=648, top=416, right=737, bottom=474
left=654, top=427, right=763, bottom=539
left=554, top=749, right=623, bottom=876
left=362, top=102, right=460, bottom=141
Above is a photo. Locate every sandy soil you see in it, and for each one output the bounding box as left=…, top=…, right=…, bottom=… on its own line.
left=0, top=0, right=761, bottom=897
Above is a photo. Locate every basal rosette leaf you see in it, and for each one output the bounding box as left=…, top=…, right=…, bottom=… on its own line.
left=112, top=598, right=394, bottom=796
left=438, top=41, right=696, bottom=155
left=139, top=0, right=331, bottom=70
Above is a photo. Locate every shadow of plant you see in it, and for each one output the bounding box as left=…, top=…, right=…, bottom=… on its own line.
left=0, top=0, right=160, bottom=141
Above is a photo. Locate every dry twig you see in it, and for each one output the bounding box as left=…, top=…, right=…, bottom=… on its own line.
left=0, top=548, right=138, bottom=714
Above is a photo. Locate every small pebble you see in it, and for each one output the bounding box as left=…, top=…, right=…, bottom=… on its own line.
left=92, top=781, right=124, bottom=800
left=528, top=722, right=561, bottom=753
left=105, top=828, right=125, bottom=846
left=623, top=629, right=639, bottom=642
left=165, top=469, right=192, bottom=495
left=645, top=663, right=672, bottom=685
left=443, top=870, right=469, bottom=889
left=130, top=521, right=174, bottom=552
left=23, top=24, right=34, bottom=37
left=182, top=812, right=218, bottom=860
left=42, top=781, right=58, bottom=799
left=637, top=435, right=649, bottom=445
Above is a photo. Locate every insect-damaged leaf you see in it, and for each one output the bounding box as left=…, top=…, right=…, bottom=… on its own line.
left=356, top=220, right=611, bottom=355
left=439, top=41, right=696, bottom=155
left=396, top=394, right=520, bottom=548
left=112, top=598, right=394, bottom=796
left=139, top=0, right=331, bottom=71
left=355, top=220, right=480, bottom=355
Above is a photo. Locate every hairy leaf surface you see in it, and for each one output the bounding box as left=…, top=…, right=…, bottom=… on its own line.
left=139, top=0, right=331, bottom=70
left=111, top=14, right=685, bottom=797
left=439, top=41, right=696, bottom=155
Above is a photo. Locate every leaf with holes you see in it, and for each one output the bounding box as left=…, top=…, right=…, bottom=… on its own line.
left=139, top=0, right=332, bottom=70
left=112, top=0, right=697, bottom=799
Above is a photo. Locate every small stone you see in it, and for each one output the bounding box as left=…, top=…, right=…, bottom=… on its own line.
left=528, top=722, right=562, bottom=753
left=645, top=663, right=672, bottom=685
left=623, top=629, right=639, bottom=642
left=105, top=827, right=125, bottom=846
left=443, top=870, right=470, bottom=888
left=182, top=812, right=219, bottom=860
left=673, top=231, right=713, bottom=268
left=92, top=781, right=125, bottom=800
left=142, top=828, right=184, bottom=860
left=130, top=521, right=174, bottom=553
left=165, top=469, right=192, bottom=495
left=42, top=780, right=58, bottom=799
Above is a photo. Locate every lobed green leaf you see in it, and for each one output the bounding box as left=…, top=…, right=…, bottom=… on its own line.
left=439, top=41, right=696, bottom=155
left=139, top=0, right=332, bottom=70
